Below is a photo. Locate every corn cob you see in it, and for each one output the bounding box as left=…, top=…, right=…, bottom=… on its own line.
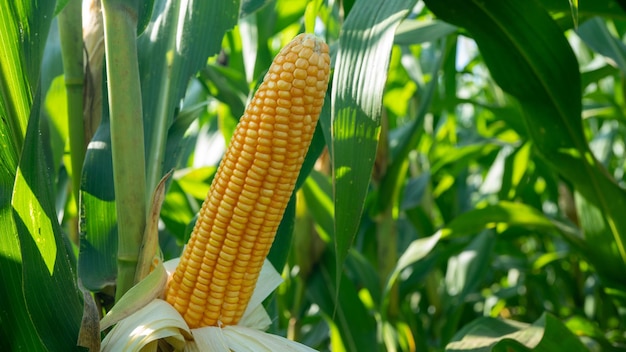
left=165, top=34, right=330, bottom=328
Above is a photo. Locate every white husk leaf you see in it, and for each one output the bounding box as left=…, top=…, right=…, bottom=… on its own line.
left=185, top=326, right=230, bottom=352
left=238, top=303, right=272, bottom=331
left=100, top=259, right=312, bottom=351
left=100, top=261, right=168, bottom=330
left=189, top=325, right=317, bottom=352
left=222, top=325, right=317, bottom=352
left=101, top=299, right=191, bottom=352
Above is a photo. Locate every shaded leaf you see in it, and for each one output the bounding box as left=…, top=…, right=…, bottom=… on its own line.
left=445, top=231, right=494, bottom=301
left=384, top=232, right=441, bottom=300
left=573, top=191, right=625, bottom=284
left=240, top=0, right=273, bottom=17
left=424, top=0, right=626, bottom=277
left=577, top=17, right=626, bottom=74
left=267, top=196, right=296, bottom=272
left=394, top=19, right=458, bottom=45
left=160, top=178, right=198, bottom=243
left=540, top=0, right=626, bottom=19
left=79, top=117, right=118, bottom=291
left=307, top=250, right=378, bottom=352
left=302, top=170, right=335, bottom=242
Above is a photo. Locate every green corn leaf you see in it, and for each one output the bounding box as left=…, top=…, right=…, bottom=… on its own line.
left=446, top=313, right=587, bottom=352
left=302, top=170, right=335, bottom=242
left=540, top=0, right=625, bottom=19
left=79, top=116, right=118, bottom=291
left=394, top=19, right=457, bottom=46
left=424, top=0, right=626, bottom=283
left=441, top=201, right=569, bottom=239
left=0, top=167, right=46, bottom=351
left=137, top=0, right=239, bottom=195
left=0, top=0, right=77, bottom=349
left=12, top=93, right=83, bottom=351
left=307, top=250, right=378, bottom=352
left=577, top=18, right=626, bottom=75
left=0, top=0, right=56, bottom=169
left=332, top=0, right=418, bottom=289
left=444, top=231, right=495, bottom=303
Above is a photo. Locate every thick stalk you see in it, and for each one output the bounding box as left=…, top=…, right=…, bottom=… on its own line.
left=58, top=0, right=85, bottom=215
left=101, top=0, right=147, bottom=301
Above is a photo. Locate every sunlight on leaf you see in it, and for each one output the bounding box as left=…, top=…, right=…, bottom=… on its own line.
left=424, top=0, right=626, bottom=271
left=446, top=313, right=587, bottom=352
left=332, top=0, right=418, bottom=288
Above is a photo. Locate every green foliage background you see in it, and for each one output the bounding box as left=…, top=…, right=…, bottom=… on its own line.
left=1, top=0, right=626, bottom=350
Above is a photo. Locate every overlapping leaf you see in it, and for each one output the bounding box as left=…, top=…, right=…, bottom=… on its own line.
left=424, top=0, right=626, bottom=283
left=79, top=0, right=240, bottom=289
left=12, top=88, right=83, bottom=352
left=0, top=0, right=82, bottom=349
left=138, top=0, right=239, bottom=194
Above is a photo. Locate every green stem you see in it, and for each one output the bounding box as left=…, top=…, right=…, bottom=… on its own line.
left=58, top=0, right=85, bottom=212
left=101, top=0, right=147, bottom=301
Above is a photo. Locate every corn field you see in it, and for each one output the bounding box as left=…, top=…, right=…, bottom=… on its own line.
left=1, top=0, right=626, bottom=351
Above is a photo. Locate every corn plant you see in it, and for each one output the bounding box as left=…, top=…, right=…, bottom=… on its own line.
left=1, top=0, right=626, bottom=351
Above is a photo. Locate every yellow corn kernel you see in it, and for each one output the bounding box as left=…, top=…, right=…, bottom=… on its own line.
left=165, top=34, right=330, bottom=328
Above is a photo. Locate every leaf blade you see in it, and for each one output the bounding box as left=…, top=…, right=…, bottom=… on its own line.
left=331, top=0, right=418, bottom=288
left=12, top=94, right=83, bottom=351
left=424, top=0, right=626, bottom=278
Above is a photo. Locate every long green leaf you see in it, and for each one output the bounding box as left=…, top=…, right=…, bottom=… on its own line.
left=375, top=43, right=444, bottom=214
left=0, top=0, right=55, bottom=154
left=307, top=250, right=378, bottom=352
left=137, top=0, right=239, bottom=195
left=446, top=313, right=587, bottom=352
left=574, top=191, right=625, bottom=285
left=0, top=165, right=46, bottom=351
left=302, top=170, right=335, bottom=242
left=441, top=201, right=576, bottom=240
left=12, top=95, right=83, bottom=351
left=424, top=0, right=626, bottom=281
left=540, top=0, right=626, bottom=19
left=332, top=0, right=418, bottom=287
left=0, top=0, right=69, bottom=349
